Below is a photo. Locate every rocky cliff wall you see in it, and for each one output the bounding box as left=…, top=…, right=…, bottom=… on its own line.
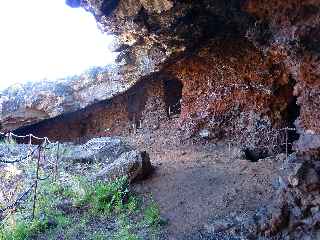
left=167, top=37, right=296, bottom=153
left=3, top=0, right=318, bottom=152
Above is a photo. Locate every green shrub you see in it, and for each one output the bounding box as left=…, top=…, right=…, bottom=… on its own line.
left=90, top=177, right=129, bottom=214
left=0, top=218, right=53, bottom=240
left=113, top=228, right=140, bottom=240
left=144, top=202, right=161, bottom=227
left=126, top=196, right=139, bottom=213
left=0, top=176, right=163, bottom=239
left=0, top=221, right=30, bottom=240
left=113, top=216, right=140, bottom=240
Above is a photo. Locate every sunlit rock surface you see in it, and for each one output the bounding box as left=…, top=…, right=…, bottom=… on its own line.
left=62, top=137, right=153, bottom=182
left=0, top=66, right=136, bottom=131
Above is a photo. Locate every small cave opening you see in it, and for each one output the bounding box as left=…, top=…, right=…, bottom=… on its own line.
left=164, top=78, right=183, bottom=117
left=243, top=86, right=301, bottom=163
left=242, top=148, right=270, bottom=163
left=286, top=96, right=301, bottom=142
left=279, top=76, right=301, bottom=152
left=127, top=82, right=148, bottom=132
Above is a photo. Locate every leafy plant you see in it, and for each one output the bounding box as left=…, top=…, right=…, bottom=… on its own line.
left=0, top=217, right=57, bottom=240
left=144, top=202, right=161, bottom=227
left=90, top=177, right=129, bottom=214
left=113, top=216, right=140, bottom=240
left=126, top=196, right=139, bottom=213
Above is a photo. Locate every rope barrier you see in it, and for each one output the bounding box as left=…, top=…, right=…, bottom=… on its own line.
left=0, top=132, right=53, bottom=144
left=0, top=131, right=58, bottom=223
left=0, top=183, right=35, bottom=216
left=0, top=146, right=39, bottom=164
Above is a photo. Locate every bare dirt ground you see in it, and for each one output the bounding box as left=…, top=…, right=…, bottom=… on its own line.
left=125, top=127, right=283, bottom=239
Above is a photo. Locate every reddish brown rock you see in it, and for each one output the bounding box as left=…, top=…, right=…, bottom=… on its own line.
left=243, top=0, right=320, bottom=150
left=167, top=38, right=294, bottom=153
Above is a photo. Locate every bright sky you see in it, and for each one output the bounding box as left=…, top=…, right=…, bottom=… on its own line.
left=0, top=0, right=115, bottom=90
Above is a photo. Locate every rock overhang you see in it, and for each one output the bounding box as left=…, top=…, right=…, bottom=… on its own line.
left=1, top=0, right=320, bottom=155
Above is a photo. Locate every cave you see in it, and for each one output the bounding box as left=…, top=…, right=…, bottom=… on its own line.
left=2, top=0, right=320, bottom=238
left=10, top=74, right=183, bottom=143
left=12, top=76, right=168, bottom=143
left=279, top=76, right=301, bottom=152
left=163, top=78, right=183, bottom=117
left=243, top=95, right=301, bottom=162
left=243, top=148, right=270, bottom=162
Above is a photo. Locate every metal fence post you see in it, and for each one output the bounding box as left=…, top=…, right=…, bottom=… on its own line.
left=285, top=127, right=288, bottom=163
left=32, top=145, right=41, bottom=220
left=55, top=142, right=60, bottom=182
left=28, top=134, right=32, bottom=160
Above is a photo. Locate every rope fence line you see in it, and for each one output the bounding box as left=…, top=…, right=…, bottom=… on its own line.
left=0, top=132, right=52, bottom=144
left=0, top=147, right=39, bottom=164
left=0, top=131, right=60, bottom=224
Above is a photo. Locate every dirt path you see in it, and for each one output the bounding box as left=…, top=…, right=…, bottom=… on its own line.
left=128, top=133, right=282, bottom=239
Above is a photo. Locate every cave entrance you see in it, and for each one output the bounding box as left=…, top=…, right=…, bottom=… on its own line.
left=127, top=82, right=148, bottom=133
left=164, top=78, right=183, bottom=117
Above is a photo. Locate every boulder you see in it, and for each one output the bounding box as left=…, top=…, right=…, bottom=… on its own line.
left=94, top=150, right=152, bottom=182
left=63, top=137, right=132, bottom=164
left=62, top=137, right=153, bottom=182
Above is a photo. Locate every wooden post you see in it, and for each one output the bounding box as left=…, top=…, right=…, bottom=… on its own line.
left=132, top=115, right=136, bottom=134
left=32, top=145, right=41, bottom=220
left=6, top=133, right=12, bottom=152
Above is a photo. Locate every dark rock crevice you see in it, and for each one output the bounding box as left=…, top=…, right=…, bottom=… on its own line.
left=163, top=78, right=183, bottom=117
left=285, top=96, right=300, bottom=143
left=101, top=0, right=120, bottom=16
